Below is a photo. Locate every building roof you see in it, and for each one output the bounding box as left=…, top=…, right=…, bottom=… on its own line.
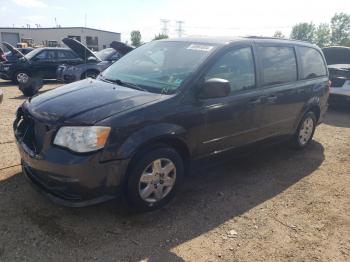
left=0, top=27, right=120, bottom=35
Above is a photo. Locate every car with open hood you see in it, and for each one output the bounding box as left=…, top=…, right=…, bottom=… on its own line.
left=0, top=42, right=34, bottom=63
left=56, top=38, right=134, bottom=83
left=322, top=46, right=350, bottom=104
left=0, top=44, right=80, bottom=84
left=14, top=37, right=329, bottom=211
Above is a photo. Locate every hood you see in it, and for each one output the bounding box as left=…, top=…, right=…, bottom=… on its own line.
left=110, top=41, right=134, bottom=55
left=23, top=79, right=161, bottom=124
left=322, top=46, right=350, bottom=65
left=2, top=42, right=24, bottom=58
left=62, top=38, right=101, bottom=62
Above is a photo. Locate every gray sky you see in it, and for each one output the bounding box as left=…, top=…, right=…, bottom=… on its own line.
left=0, top=0, right=349, bottom=42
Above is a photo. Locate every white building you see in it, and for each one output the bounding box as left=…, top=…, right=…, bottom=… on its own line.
left=0, top=27, right=121, bottom=51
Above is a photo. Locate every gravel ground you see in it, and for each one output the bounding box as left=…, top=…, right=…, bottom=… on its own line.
left=0, top=80, right=349, bottom=262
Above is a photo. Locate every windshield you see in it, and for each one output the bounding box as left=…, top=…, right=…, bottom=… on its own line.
left=24, top=48, right=42, bottom=60
left=96, top=48, right=116, bottom=61
left=101, top=41, right=217, bottom=94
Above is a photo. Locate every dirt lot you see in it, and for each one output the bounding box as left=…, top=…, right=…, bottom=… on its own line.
left=0, top=80, right=349, bottom=262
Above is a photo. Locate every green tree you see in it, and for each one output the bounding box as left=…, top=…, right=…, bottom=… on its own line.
left=130, top=30, right=142, bottom=47
left=315, top=23, right=331, bottom=47
left=153, top=33, right=169, bottom=40
left=273, top=31, right=285, bottom=39
left=331, top=13, right=350, bottom=46
left=290, top=22, right=316, bottom=43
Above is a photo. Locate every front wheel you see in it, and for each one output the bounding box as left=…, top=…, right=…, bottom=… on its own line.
left=291, top=111, right=317, bottom=149
left=125, top=146, right=184, bottom=211
left=14, top=71, right=30, bottom=84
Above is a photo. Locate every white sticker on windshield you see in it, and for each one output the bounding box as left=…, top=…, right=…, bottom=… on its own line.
left=187, top=44, right=214, bottom=51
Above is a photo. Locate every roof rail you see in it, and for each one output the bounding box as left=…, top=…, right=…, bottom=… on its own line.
left=244, top=36, right=312, bottom=44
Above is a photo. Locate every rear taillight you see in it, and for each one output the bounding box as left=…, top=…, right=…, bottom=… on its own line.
left=327, top=80, right=331, bottom=93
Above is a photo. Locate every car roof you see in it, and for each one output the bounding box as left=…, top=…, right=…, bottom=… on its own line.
left=160, top=36, right=317, bottom=48
left=36, top=47, right=72, bottom=51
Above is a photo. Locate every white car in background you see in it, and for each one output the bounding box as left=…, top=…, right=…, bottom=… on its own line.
left=323, top=46, right=350, bottom=104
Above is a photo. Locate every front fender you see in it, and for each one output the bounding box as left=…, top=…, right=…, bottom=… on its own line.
left=101, top=123, right=188, bottom=161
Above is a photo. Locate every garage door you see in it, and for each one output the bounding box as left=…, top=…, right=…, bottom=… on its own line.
left=1, top=32, right=20, bottom=46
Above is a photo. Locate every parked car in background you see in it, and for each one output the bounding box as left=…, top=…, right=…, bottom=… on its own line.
left=14, top=37, right=329, bottom=211
left=1, top=43, right=34, bottom=63
left=57, top=38, right=133, bottom=82
left=0, top=46, right=81, bottom=85
left=322, top=46, right=350, bottom=104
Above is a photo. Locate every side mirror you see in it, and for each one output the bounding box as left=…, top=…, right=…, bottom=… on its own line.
left=199, top=78, right=231, bottom=99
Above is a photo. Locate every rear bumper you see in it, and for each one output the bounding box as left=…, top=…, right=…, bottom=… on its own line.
left=16, top=139, right=129, bottom=207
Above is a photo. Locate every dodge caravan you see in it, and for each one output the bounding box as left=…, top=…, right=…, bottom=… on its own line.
left=14, top=37, right=329, bottom=211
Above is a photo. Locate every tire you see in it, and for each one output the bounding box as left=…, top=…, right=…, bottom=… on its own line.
left=13, top=71, right=31, bottom=85
left=20, top=86, right=36, bottom=97
left=291, top=111, right=317, bottom=149
left=81, top=70, right=99, bottom=80
left=125, top=146, right=184, bottom=212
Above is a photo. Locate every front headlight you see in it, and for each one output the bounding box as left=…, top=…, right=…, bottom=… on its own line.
left=53, top=126, right=111, bottom=153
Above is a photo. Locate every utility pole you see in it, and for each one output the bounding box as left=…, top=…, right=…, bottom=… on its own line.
left=176, top=21, right=185, bottom=37
left=160, top=19, right=170, bottom=35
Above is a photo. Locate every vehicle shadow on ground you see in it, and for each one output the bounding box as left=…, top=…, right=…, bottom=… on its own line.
left=0, top=142, right=324, bottom=261
left=324, top=105, right=350, bottom=128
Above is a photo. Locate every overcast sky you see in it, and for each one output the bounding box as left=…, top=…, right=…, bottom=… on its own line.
left=0, top=0, right=349, bottom=42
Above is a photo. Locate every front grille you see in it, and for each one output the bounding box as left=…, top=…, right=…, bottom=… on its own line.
left=14, top=108, right=47, bottom=154
left=330, top=77, right=346, bottom=88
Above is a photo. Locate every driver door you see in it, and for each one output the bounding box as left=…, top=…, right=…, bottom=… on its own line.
left=197, top=46, right=265, bottom=156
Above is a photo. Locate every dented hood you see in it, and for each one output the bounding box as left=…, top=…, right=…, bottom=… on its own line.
left=23, top=79, right=161, bottom=124
left=62, top=38, right=101, bottom=62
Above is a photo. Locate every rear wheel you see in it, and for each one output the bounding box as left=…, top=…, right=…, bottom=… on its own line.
left=291, top=111, right=317, bottom=149
left=125, top=146, right=184, bottom=211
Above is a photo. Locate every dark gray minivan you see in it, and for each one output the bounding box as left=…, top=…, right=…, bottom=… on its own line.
left=14, top=37, right=329, bottom=211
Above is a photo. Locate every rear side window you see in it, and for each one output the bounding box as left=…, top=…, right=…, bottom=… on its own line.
left=205, top=47, right=256, bottom=94
left=259, top=46, right=297, bottom=86
left=299, top=47, right=327, bottom=79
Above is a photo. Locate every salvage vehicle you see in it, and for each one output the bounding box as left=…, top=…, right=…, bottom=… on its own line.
left=0, top=45, right=80, bottom=85
left=322, top=46, right=350, bottom=104
left=14, top=37, right=329, bottom=211
left=1, top=42, right=34, bottom=63
left=56, top=38, right=133, bottom=82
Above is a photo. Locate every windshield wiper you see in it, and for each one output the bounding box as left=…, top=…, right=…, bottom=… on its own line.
left=100, top=76, right=147, bottom=92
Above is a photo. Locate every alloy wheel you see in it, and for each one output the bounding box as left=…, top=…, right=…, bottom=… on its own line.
left=138, top=158, right=176, bottom=203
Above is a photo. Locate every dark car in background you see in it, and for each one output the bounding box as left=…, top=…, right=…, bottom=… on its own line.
left=57, top=38, right=133, bottom=82
left=0, top=46, right=81, bottom=84
left=0, top=42, right=33, bottom=63
left=322, top=46, right=350, bottom=104
left=14, top=37, right=329, bottom=211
